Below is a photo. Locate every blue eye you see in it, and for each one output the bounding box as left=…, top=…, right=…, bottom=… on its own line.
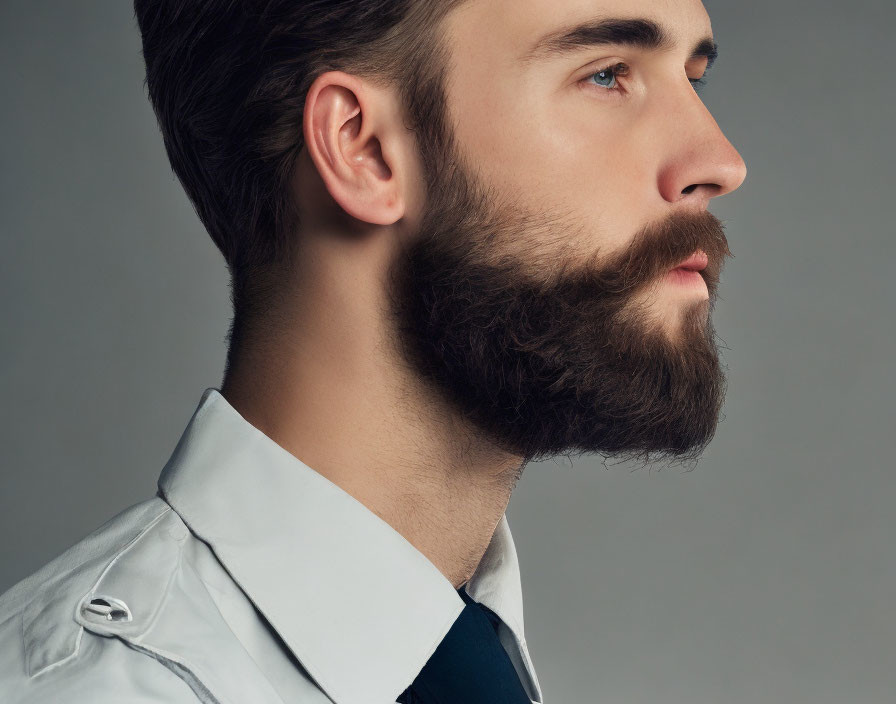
left=585, top=62, right=710, bottom=94
left=587, top=62, right=627, bottom=91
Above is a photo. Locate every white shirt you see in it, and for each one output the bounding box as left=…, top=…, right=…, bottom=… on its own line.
left=0, top=387, right=544, bottom=703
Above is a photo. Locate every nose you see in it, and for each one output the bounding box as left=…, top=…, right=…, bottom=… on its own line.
left=656, top=82, right=747, bottom=206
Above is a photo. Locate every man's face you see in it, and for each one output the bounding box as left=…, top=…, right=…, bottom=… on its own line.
left=385, top=0, right=747, bottom=467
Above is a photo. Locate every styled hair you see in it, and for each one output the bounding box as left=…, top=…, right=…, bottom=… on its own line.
left=132, top=0, right=466, bottom=374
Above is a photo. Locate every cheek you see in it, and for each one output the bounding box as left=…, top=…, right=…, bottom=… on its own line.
left=451, top=81, right=656, bottom=252
left=529, top=107, right=658, bottom=251
left=546, top=97, right=654, bottom=185
left=544, top=102, right=664, bottom=246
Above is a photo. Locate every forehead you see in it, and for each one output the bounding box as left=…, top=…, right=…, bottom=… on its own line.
left=442, top=0, right=712, bottom=69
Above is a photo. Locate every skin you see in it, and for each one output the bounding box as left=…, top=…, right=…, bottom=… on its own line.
left=221, top=0, right=746, bottom=589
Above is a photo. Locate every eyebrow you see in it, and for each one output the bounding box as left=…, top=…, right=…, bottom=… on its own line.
left=519, top=17, right=718, bottom=70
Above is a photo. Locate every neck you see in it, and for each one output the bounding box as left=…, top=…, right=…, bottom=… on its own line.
left=220, top=239, right=524, bottom=588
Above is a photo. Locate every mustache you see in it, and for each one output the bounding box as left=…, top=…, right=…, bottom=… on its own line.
left=575, top=208, right=733, bottom=298
left=407, top=157, right=733, bottom=305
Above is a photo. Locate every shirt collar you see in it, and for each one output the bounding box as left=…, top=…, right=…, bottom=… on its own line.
left=157, top=388, right=540, bottom=704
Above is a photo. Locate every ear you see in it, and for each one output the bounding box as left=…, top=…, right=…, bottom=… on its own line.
left=302, top=71, right=405, bottom=226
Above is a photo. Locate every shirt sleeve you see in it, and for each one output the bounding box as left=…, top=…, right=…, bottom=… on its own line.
left=1, top=628, right=204, bottom=704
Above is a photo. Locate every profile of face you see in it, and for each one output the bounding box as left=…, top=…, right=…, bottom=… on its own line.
left=384, top=0, right=747, bottom=467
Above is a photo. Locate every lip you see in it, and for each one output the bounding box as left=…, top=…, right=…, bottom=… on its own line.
left=665, top=267, right=707, bottom=293
left=672, top=251, right=709, bottom=272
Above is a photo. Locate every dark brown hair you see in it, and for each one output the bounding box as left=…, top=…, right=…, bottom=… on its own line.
left=133, top=0, right=467, bottom=375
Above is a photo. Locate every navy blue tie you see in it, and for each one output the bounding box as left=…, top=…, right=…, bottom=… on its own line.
left=396, top=586, right=531, bottom=703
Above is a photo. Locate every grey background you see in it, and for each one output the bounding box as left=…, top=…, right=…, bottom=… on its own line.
left=1, top=1, right=894, bottom=703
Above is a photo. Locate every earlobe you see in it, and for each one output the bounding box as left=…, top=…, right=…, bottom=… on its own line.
left=302, top=71, right=403, bottom=226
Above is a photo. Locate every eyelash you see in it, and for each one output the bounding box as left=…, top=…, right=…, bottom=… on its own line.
left=583, top=61, right=708, bottom=96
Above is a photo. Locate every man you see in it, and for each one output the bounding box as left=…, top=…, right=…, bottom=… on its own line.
left=0, top=0, right=745, bottom=701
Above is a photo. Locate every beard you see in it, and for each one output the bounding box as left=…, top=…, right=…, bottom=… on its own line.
left=385, top=97, right=733, bottom=469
